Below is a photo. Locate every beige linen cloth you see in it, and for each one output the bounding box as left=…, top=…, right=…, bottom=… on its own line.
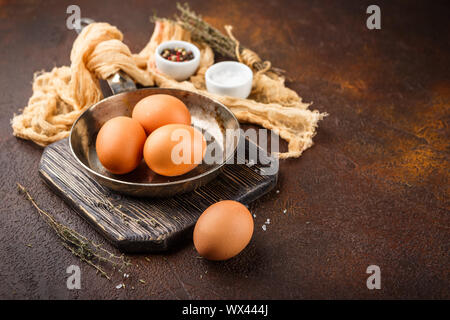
left=12, top=21, right=326, bottom=159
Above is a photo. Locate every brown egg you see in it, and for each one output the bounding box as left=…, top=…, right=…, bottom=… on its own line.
left=132, top=94, right=191, bottom=134
left=193, top=200, right=254, bottom=261
left=143, top=124, right=206, bottom=177
left=96, top=116, right=146, bottom=175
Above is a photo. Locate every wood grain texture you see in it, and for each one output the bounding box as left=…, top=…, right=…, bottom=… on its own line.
left=38, top=137, right=277, bottom=252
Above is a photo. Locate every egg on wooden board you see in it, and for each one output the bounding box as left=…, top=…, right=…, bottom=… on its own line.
left=143, top=124, right=206, bottom=177
left=132, top=94, right=191, bottom=135
left=193, top=200, right=254, bottom=261
left=95, top=116, right=146, bottom=175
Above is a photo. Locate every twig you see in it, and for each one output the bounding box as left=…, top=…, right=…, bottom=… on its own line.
left=17, top=183, right=130, bottom=280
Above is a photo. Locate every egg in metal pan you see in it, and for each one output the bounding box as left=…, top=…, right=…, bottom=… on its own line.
left=95, top=116, right=147, bottom=175
left=132, top=94, right=191, bottom=135
left=143, top=124, right=206, bottom=177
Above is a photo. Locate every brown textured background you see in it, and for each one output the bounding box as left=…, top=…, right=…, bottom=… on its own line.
left=0, top=0, right=449, bottom=299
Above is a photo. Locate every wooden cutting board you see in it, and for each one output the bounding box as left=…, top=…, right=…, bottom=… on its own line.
left=39, top=136, right=278, bottom=252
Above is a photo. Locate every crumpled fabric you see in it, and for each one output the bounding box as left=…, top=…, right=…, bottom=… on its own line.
left=12, top=21, right=326, bottom=158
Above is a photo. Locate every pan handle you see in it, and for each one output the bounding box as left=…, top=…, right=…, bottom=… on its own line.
left=75, top=18, right=137, bottom=95
left=106, top=71, right=137, bottom=95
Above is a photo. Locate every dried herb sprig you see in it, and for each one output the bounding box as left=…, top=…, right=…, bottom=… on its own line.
left=151, top=3, right=284, bottom=75
left=176, top=3, right=238, bottom=59
left=17, top=183, right=130, bottom=280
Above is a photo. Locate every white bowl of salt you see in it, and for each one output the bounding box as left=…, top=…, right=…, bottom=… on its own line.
left=205, top=61, right=253, bottom=99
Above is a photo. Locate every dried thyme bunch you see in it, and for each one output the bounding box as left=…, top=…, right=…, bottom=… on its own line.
left=151, top=3, right=284, bottom=75
left=17, top=183, right=130, bottom=280
left=175, top=3, right=237, bottom=58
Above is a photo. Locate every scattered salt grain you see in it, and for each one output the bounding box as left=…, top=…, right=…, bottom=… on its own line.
left=253, top=214, right=256, bottom=218
left=265, top=219, right=270, bottom=224
left=276, top=190, right=280, bottom=194
left=262, top=225, right=267, bottom=231
left=123, top=273, right=129, bottom=278
left=116, top=283, right=123, bottom=289
left=283, top=209, right=287, bottom=214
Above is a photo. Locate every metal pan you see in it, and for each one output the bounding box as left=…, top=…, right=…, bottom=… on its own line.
left=69, top=72, right=240, bottom=197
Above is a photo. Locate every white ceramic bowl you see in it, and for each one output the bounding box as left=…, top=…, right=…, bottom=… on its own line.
left=205, top=61, right=253, bottom=99
left=155, top=40, right=201, bottom=81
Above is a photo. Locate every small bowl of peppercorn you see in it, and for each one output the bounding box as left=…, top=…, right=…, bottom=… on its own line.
left=155, top=40, right=201, bottom=81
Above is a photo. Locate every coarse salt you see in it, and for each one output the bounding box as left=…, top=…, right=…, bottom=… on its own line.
left=210, top=68, right=247, bottom=86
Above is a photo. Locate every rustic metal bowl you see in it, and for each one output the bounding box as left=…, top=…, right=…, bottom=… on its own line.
left=69, top=88, right=240, bottom=197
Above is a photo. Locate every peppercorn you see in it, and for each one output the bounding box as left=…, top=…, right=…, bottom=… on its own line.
left=161, top=47, right=194, bottom=62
